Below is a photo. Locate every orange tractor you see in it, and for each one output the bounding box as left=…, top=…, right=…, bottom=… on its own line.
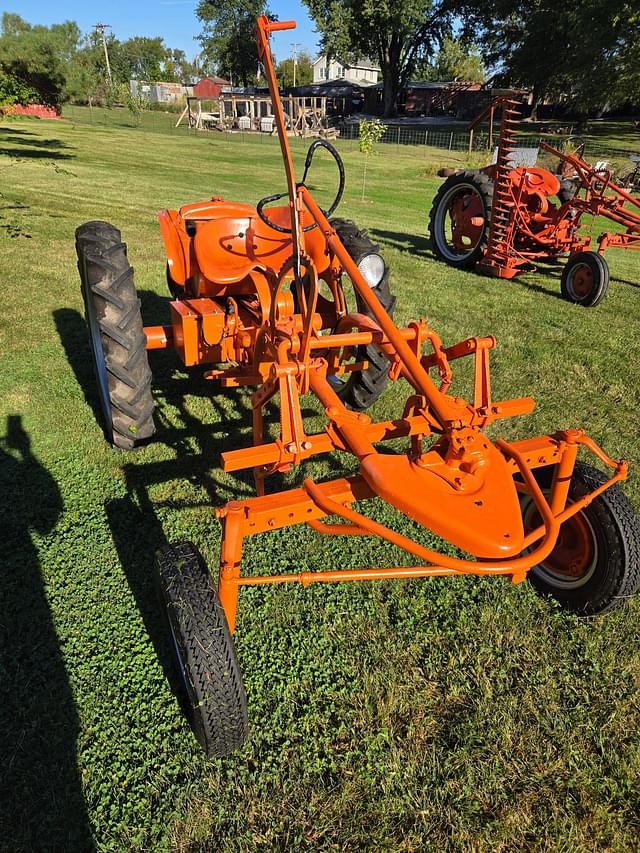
left=429, top=98, right=640, bottom=306
left=76, top=19, right=640, bottom=757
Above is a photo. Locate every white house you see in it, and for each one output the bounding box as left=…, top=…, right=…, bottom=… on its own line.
left=312, top=56, right=380, bottom=85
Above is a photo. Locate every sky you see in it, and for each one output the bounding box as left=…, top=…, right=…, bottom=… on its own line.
left=5, top=1, right=321, bottom=63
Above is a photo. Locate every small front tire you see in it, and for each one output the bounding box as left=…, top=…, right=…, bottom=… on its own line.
left=155, top=542, right=248, bottom=757
left=560, top=251, right=609, bottom=307
left=522, top=463, right=640, bottom=616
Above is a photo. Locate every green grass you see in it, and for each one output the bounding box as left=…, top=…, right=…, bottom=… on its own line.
left=2, top=114, right=640, bottom=851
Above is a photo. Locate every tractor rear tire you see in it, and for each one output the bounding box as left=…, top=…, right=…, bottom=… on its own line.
left=428, top=170, right=493, bottom=269
left=330, top=218, right=396, bottom=411
left=75, top=221, right=155, bottom=449
left=522, top=463, right=640, bottom=616
left=156, top=542, right=248, bottom=758
left=560, top=251, right=609, bottom=307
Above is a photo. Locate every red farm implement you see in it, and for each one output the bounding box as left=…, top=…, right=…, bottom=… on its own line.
left=429, top=98, right=640, bottom=306
left=75, top=22, right=640, bottom=757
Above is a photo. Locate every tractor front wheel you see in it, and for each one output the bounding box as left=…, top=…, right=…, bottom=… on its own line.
left=560, top=251, right=609, bottom=307
left=522, top=463, right=640, bottom=616
left=75, top=221, right=155, bottom=449
left=156, top=542, right=248, bottom=757
left=428, top=170, right=493, bottom=269
left=330, top=218, right=396, bottom=411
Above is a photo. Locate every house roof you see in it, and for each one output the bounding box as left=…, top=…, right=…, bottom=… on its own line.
left=312, top=55, right=380, bottom=72
left=195, top=76, right=231, bottom=86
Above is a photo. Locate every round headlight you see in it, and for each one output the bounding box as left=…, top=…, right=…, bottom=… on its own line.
left=357, top=253, right=385, bottom=288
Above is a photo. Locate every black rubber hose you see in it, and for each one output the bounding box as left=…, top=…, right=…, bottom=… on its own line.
left=256, top=139, right=346, bottom=233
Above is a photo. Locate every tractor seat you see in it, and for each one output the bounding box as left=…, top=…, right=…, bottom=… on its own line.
left=194, top=216, right=266, bottom=284
left=193, top=206, right=326, bottom=285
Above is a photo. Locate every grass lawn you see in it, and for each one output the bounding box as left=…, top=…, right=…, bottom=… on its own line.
left=2, top=114, right=640, bottom=851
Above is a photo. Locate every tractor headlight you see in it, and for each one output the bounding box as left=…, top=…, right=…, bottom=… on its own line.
left=357, top=253, right=385, bottom=288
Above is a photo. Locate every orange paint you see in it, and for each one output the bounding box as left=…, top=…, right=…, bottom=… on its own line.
left=143, top=18, right=630, bottom=631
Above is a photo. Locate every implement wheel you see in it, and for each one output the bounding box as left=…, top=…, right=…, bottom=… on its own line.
left=156, top=542, right=248, bottom=757
left=560, top=251, right=609, bottom=307
left=522, top=463, right=640, bottom=616
left=330, top=218, right=396, bottom=411
left=75, top=221, right=155, bottom=449
left=428, top=170, right=493, bottom=269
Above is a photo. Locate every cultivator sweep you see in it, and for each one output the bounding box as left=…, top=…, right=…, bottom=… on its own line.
left=430, top=97, right=640, bottom=305
left=76, top=19, right=640, bottom=757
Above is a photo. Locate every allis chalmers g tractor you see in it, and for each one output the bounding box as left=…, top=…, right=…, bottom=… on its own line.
left=76, top=19, right=640, bottom=758
left=429, top=99, right=640, bottom=306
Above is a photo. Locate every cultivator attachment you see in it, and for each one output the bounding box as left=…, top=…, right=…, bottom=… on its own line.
left=76, top=15, right=640, bottom=758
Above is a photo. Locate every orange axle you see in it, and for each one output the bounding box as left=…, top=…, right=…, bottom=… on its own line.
left=140, top=18, right=630, bottom=633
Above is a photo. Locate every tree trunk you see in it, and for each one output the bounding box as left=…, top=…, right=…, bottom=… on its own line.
left=380, top=38, right=402, bottom=118
left=529, top=85, right=542, bottom=122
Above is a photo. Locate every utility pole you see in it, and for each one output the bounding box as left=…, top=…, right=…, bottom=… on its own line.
left=290, top=42, right=300, bottom=88
left=94, top=23, right=113, bottom=84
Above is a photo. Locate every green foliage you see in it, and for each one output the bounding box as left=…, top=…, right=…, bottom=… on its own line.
left=358, top=117, right=385, bottom=155
left=417, top=36, right=484, bottom=83
left=0, top=12, right=202, bottom=108
left=302, top=0, right=453, bottom=116
left=0, top=13, right=80, bottom=105
left=463, top=0, right=640, bottom=113
left=196, top=0, right=271, bottom=87
left=358, top=118, right=386, bottom=200
left=277, top=51, right=314, bottom=87
left=0, top=71, right=39, bottom=106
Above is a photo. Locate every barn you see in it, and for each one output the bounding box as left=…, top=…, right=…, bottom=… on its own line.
left=193, top=77, right=231, bottom=99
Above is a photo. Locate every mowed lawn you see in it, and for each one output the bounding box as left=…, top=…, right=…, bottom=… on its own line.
left=2, top=114, right=640, bottom=852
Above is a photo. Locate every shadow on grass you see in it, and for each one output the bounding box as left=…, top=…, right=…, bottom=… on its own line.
left=0, top=415, right=94, bottom=851
left=53, top=309, right=107, bottom=442
left=370, top=227, right=432, bottom=256
left=0, top=146, right=74, bottom=160
left=611, top=276, right=640, bottom=289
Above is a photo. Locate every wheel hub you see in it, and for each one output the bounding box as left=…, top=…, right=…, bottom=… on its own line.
left=524, top=502, right=597, bottom=583
left=570, top=264, right=594, bottom=299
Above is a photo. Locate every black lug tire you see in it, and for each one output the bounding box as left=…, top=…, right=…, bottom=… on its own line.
left=428, top=170, right=493, bottom=269
left=75, top=221, right=156, bottom=449
left=560, top=250, right=609, bottom=307
left=155, top=542, right=248, bottom=757
left=557, top=178, right=578, bottom=205
left=330, top=218, right=396, bottom=411
left=524, top=463, right=640, bottom=616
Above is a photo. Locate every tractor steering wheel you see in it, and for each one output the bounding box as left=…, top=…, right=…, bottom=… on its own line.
left=256, top=139, right=345, bottom=234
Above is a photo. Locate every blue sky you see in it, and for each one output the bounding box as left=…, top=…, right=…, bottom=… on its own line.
left=6, top=1, right=321, bottom=62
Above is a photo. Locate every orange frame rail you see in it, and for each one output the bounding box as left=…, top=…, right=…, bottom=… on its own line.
left=146, top=18, right=631, bottom=633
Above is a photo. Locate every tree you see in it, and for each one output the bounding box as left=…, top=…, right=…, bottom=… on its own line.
left=358, top=117, right=385, bottom=200
left=277, top=50, right=313, bottom=87
left=0, top=13, right=81, bottom=105
left=196, top=0, right=272, bottom=87
left=417, top=36, right=484, bottom=82
left=302, top=0, right=454, bottom=116
left=119, top=36, right=169, bottom=82
left=463, top=0, right=640, bottom=116
left=163, top=49, right=200, bottom=83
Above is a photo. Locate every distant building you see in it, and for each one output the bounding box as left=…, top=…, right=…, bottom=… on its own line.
left=130, top=80, right=192, bottom=103
left=363, top=81, right=526, bottom=119
left=312, top=56, right=379, bottom=85
left=193, top=77, right=232, bottom=99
